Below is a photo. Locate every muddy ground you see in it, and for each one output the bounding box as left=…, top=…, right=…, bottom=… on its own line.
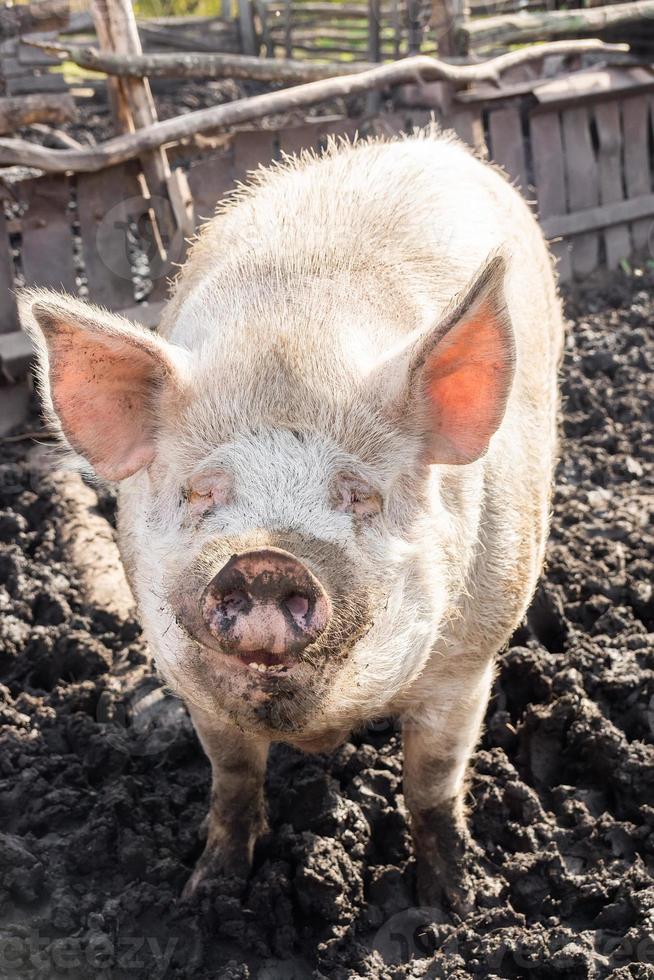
left=0, top=265, right=652, bottom=980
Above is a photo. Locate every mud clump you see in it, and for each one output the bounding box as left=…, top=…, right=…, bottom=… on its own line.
left=0, top=268, right=652, bottom=979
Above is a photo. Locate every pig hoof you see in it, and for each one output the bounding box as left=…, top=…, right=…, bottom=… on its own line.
left=181, top=845, right=250, bottom=901
left=416, top=861, right=475, bottom=919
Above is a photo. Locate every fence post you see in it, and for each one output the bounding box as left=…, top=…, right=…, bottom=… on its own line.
left=431, top=0, right=469, bottom=56
left=238, top=0, right=258, bottom=55
left=367, top=0, right=381, bottom=112
left=90, top=0, right=194, bottom=284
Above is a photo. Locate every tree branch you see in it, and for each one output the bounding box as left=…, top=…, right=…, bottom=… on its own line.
left=462, top=0, right=654, bottom=49
left=25, top=37, right=628, bottom=87
left=2, top=42, right=629, bottom=174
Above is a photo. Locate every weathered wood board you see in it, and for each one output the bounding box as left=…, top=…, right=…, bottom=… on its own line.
left=76, top=164, right=146, bottom=310
left=488, top=106, right=528, bottom=193
left=0, top=209, right=18, bottom=334
left=187, top=145, right=235, bottom=225
left=450, top=107, right=486, bottom=156
left=530, top=110, right=572, bottom=281
left=277, top=121, right=323, bottom=158
left=232, top=129, right=279, bottom=184
left=561, top=106, right=600, bottom=277
left=19, top=174, right=76, bottom=293
left=595, top=99, right=631, bottom=269
left=622, top=95, right=652, bottom=253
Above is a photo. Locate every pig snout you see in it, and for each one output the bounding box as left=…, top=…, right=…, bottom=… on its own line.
left=201, top=548, right=332, bottom=660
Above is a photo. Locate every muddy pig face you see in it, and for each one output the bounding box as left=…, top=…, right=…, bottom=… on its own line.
left=130, top=426, right=391, bottom=736
left=21, top=255, right=514, bottom=737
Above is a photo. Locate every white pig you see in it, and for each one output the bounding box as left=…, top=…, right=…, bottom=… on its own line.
left=21, top=130, right=563, bottom=912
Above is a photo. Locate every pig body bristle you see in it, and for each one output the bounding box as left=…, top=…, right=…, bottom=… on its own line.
left=23, top=130, right=563, bottom=903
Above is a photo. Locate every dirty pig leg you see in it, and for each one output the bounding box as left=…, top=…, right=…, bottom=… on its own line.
left=402, top=658, right=494, bottom=916
left=182, top=705, right=270, bottom=898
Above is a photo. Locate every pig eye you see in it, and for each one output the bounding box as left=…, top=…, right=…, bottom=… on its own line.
left=188, top=487, right=212, bottom=505
left=332, top=472, right=382, bottom=518
left=185, top=472, right=233, bottom=513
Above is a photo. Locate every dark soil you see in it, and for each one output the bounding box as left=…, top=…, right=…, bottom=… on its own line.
left=0, top=266, right=652, bottom=980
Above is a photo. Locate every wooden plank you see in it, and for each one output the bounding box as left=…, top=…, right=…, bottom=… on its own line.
left=462, top=1, right=654, bottom=50
left=530, top=111, right=571, bottom=282
left=594, top=100, right=631, bottom=269
left=283, top=0, right=292, bottom=57
left=122, top=299, right=165, bottom=329
left=488, top=106, right=528, bottom=193
left=533, top=67, right=654, bottom=106
left=561, top=106, right=599, bottom=277
left=0, top=331, right=32, bottom=383
left=17, top=42, right=60, bottom=65
left=253, top=0, right=274, bottom=56
left=280, top=25, right=372, bottom=41
left=0, top=209, right=18, bottom=334
left=0, top=384, right=30, bottom=433
left=456, top=78, right=539, bottom=106
left=318, top=116, right=361, bottom=146
left=237, top=0, right=257, bottom=55
left=76, top=164, right=145, bottom=310
left=5, top=73, right=68, bottom=95
left=139, top=22, right=240, bottom=53
left=315, top=116, right=361, bottom=149
left=265, top=3, right=395, bottom=15
left=541, top=193, right=654, bottom=239
left=405, top=109, right=437, bottom=131
left=450, top=108, right=486, bottom=156
left=366, top=0, right=381, bottom=114
left=232, top=129, right=278, bottom=184
left=389, top=0, right=401, bottom=59
left=1, top=57, right=31, bottom=77
left=277, top=121, right=322, bottom=158
left=187, top=146, right=235, bottom=227
left=406, top=0, right=422, bottom=54
left=622, top=95, right=652, bottom=252
left=371, top=111, right=409, bottom=138
left=19, top=174, right=76, bottom=292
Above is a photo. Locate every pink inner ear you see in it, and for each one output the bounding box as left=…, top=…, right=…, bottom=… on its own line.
left=52, top=330, right=159, bottom=480
left=422, top=299, right=514, bottom=465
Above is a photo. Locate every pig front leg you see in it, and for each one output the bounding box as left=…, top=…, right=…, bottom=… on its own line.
left=182, top=705, right=269, bottom=899
left=402, top=660, right=494, bottom=916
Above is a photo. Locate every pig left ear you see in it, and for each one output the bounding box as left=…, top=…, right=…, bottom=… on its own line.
left=20, top=290, right=188, bottom=481
left=395, top=253, right=515, bottom=466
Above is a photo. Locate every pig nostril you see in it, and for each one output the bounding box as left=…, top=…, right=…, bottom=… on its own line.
left=283, top=592, right=310, bottom=625
left=221, top=589, right=249, bottom=616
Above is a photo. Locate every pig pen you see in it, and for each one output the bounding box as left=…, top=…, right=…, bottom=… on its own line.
left=0, top=257, right=653, bottom=978
left=1, top=65, right=654, bottom=978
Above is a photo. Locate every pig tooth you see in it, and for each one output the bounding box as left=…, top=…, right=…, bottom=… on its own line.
left=248, top=662, right=258, bottom=670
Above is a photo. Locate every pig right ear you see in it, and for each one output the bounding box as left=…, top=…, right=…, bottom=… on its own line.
left=378, top=253, right=515, bottom=466
left=20, top=290, right=187, bottom=481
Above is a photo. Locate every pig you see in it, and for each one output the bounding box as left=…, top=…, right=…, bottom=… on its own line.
left=21, top=129, right=563, bottom=913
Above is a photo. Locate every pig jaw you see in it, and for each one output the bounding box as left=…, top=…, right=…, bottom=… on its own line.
left=156, top=529, right=381, bottom=737
left=116, top=424, right=452, bottom=741
left=123, top=501, right=444, bottom=740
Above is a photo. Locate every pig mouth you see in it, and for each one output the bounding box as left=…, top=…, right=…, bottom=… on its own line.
left=234, top=648, right=294, bottom=674
left=171, top=594, right=311, bottom=678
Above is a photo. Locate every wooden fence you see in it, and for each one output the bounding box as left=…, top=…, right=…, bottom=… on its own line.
left=254, top=0, right=654, bottom=60
left=2, top=70, right=654, bottom=380
left=256, top=0, right=435, bottom=61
